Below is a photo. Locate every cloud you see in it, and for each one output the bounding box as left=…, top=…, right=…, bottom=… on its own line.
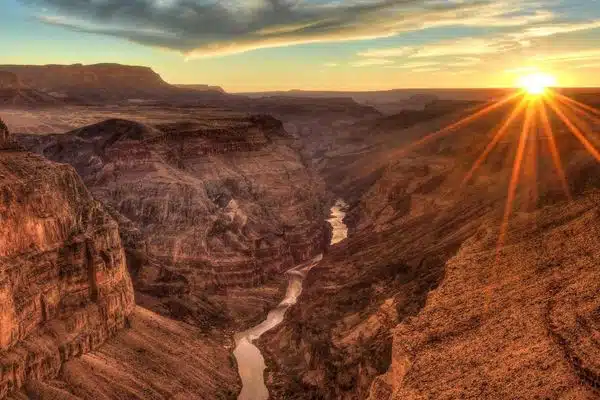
left=361, top=37, right=516, bottom=59
left=355, top=15, right=600, bottom=64
left=535, top=49, right=600, bottom=63
left=574, top=63, right=600, bottom=69
left=324, top=62, right=339, bottom=67
left=504, top=66, right=539, bottom=74
left=386, top=61, right=440, bottom=69
left=23, top=0, right=559, bottom=58
left=412, top=67, right=441, bottom=72
left=351, top=58, right=394, bottom=67
left=510, top=19, right=600, bottom=40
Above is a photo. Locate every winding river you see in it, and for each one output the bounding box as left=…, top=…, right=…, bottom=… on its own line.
left=233, top=199, right=348, bottom=400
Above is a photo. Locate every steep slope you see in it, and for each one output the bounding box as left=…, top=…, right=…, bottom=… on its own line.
left=260, top=94, right=600, bottom=399
left=370, top=193, right=600, bottom=400
left=0, top=125, right=135, bottom=397
left=21, top=306, right=240, bottom=400
left=18, top=114, right=330, bottom=330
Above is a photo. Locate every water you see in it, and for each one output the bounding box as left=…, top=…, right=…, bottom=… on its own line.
left=233, top=200, right=349, bottom=400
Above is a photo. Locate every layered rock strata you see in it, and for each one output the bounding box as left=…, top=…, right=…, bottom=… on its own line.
left=0, top=130, right=135, bottom=397
left=18, top=114, right=329, bottom=328
left=261, top=95, right=600, bottom=399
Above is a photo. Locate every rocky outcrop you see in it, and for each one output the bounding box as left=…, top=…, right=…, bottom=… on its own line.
left=0, top=132, right=135, bottom=397
left=18, top=113, right=329, bottom=329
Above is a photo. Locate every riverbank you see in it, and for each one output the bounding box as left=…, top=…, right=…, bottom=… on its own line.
left=233, top=201, right=349, bottom=400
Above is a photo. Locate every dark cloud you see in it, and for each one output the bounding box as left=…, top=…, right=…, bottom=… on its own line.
left=22, top=0, right=542, bottom=57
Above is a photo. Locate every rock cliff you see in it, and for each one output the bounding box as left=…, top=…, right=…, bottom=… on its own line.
left=0, top=64, right=169, bottom=92
left=0, top=64, right=231, bottom=105
left=260, top=94, right=600, bottom=399
left=0, top=123, right=135, bottom=397
left=18, top=113, right=330, bottom=329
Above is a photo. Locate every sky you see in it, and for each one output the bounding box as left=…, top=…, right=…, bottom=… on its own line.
left=2, top=0, right=600, bottom=92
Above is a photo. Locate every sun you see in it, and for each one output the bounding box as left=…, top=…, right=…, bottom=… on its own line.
left=518, top=73, right=557, bottom=95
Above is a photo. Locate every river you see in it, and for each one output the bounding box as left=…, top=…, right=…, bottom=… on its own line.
left=233, top=199, right=348, bottom=400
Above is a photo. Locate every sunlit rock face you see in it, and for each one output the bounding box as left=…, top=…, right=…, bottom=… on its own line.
left=18, top=113, right=329, bottom=327
left=0, top=141, right=134, bottom=397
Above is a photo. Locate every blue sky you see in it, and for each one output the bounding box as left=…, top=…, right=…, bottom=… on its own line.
left=2, top=0, right=600, bottom=91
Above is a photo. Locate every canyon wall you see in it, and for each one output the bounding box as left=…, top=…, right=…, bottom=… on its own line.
left=261, top=96, right=600, bottom=399
left=18, top=113, right=330, bottom=329
left=0, top=132, right=135, bottom=397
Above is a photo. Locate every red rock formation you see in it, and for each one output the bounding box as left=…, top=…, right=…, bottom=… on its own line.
left=0, top=132, right=135, bottom=397
left=18, top=113, right=330, bottom=329
left=0, top=64, right=169, bottom=92
left=260, top=94, right=600, bottom=399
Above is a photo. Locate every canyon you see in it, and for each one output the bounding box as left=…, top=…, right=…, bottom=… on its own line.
left=1, top=63, right=600, bottom=399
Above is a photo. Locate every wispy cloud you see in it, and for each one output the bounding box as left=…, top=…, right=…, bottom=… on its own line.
left=574, top=63, right=600, bottom=69
left=413, top=67, right=442, bottom=72
left=534, top=49, right=600, bottom=63
left=351, top=58, right=394, bottom=67
left=386, top=61, right=440, bottom=69
left=360, top=37, right=515, bottom=59
left=324, top=62, right=339, bottom=67
left=356, top=14, right=600, bottom=66
left=24, top=0, right=559, bottom=58
left=510, top=19, right=600, bottom=39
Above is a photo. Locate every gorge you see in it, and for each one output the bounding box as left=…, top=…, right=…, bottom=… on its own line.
left=234, top=200, right=348, bottom=400
left=1, top=62, right=600, bottom=400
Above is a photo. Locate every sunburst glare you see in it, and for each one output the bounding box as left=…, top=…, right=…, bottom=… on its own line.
left=518, top=73, right=557, bottom=96
left=398, top=78, right=600, bottom=253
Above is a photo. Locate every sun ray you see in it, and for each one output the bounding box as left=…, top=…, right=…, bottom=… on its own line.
left=462, top=97, right=528, bottom=187
left=554, top=93, right=600, bottom=128
left=524, top=106, right=539, bottom=208
left=555, top=98, right=600, bottom=149
left=393, top=92, right=521, bottom=157
left=545, top=96, right=600, bottom=163
left=555, top=92, right=600, bottom=119
left=539, top=100, right=571, bottom=200
left=498, top=98, right=535, bottom=250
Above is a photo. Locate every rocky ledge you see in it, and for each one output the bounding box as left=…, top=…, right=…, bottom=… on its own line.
left=0, top=122, right=135, bottom=397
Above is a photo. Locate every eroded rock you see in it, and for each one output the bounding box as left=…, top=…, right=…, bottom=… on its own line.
left=0, top=144, right=134, bottom=397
